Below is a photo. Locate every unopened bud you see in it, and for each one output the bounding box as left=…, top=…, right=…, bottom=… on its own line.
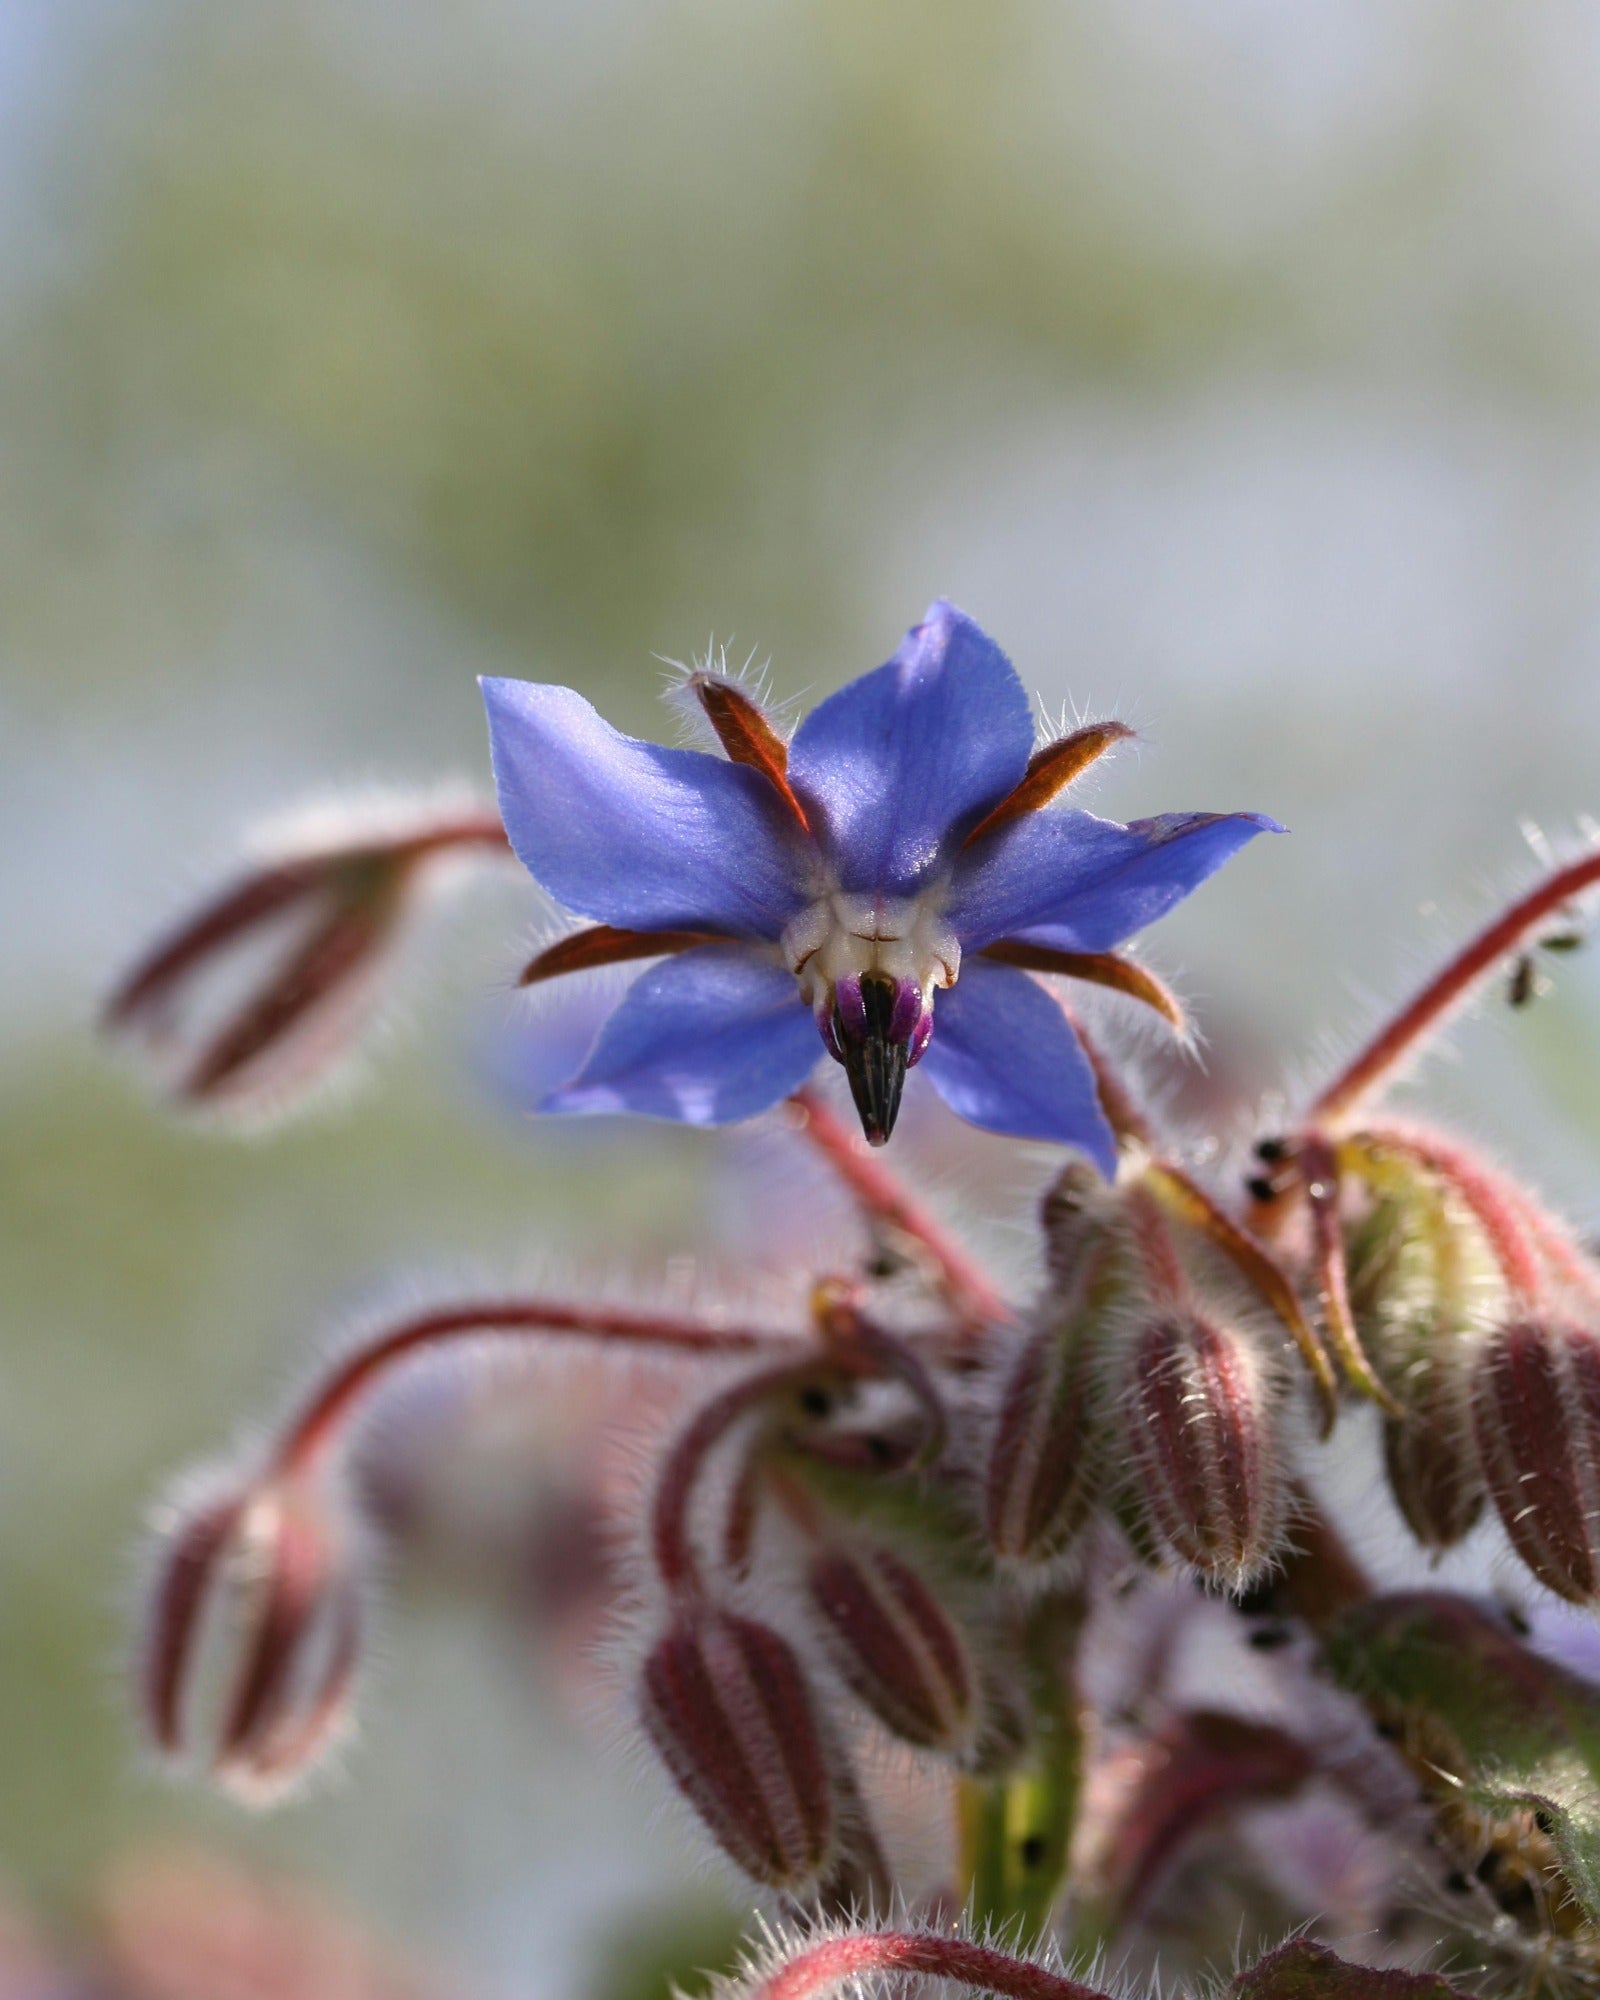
left=139, top=1474, right=362, bottom=1802
left=640, top=1602, right=835, bottom=1889
left=1039, top=1160, right=1107, bottom=1287
left=983, top=1312, right=1104, bottom=1565
left=806, top=1541, right=976, bottom=1756
left=1474, top=1318, right=1600, bottom=1602
left=1122, top=1315, right=1286, bottom=1589
left=103, top=798, right=505, bottom=1121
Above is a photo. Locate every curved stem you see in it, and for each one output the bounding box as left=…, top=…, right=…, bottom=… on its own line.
left=1312, top=848, right=1600, bottom=1126
left=650, top=1359, right=843, bottom=1595
left=747, top=1930, right=1115, bottom=2000
left=274, top=1300, right=802, bottom=1479
left=788, top=1089, right=1011, bottom=1331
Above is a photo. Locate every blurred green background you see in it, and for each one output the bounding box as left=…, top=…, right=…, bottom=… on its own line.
left=7, top=2, right=1600, bottom=1993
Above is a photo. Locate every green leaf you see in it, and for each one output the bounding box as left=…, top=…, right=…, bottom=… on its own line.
left=1325, top=1591, right=1600, bottom=1926
left=1232, top=1939, right=1477, bottom=1998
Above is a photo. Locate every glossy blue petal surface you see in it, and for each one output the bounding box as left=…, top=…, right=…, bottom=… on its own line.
left=786, top=600, right=1033, bottom=894
left=919, top=958, right=1117, bottom=1173
left=947, top=809, right=1282, bottom=952
left=482, top=678, right=811, bottom=937
left=541, top=945, right=819, bottom=1125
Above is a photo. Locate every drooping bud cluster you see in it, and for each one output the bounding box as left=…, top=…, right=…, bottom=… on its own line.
left=103, top=797, right=510, bottom=1120
left=140, top=1472, right=361, bottom=1802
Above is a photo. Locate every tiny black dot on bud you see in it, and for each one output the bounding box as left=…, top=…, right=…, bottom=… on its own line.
left=1018, top=1834, right=1049, bottom=1871
left=864, top=1434, right=895, bottom=1466
left=1375, top=1718, right=1402, bottom=1743
left=1246, top=1176, right=1280, bottom=1203
left=1254, top=1137, right=1289, bottom=1163
left=1444, top=1870, right=1472, bottom=1896
left=1501, top=1604, right=1531, bottom=1638
left=1248, top=1623, right=1293, bottom=1651
left=799, top=1386, right=833, bottom=1419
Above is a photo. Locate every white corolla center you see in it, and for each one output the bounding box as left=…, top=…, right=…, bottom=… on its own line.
left=780, top=888, right=961, bottom=1017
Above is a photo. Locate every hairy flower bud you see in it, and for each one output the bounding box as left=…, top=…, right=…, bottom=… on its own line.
left=640, top=1602, right=835, bottom=1889
left=1474, top=1318, right=1600, bottom=1602
left=1345, top=1184, right=1490, bottom=1549
left=139, top=1473, right=362, bottom=1802
left=103, top=798, right=506, bottom=1121
left=806, top=1541, right=976, bottom=1756
left=983, top=1312, right=1105, bottom=1565
left=1121, top=1315, right=1286, bottom=1589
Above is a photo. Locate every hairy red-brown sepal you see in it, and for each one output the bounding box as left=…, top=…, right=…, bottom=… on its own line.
left=807, top=1541, right=975, bottom=1754
left=1123, top=1315, right=1287, bottom=1588
left=640, top=1602, right=835, bottom=1888
left=517, top=923, right=725, bottom=986
left=963, top=720, right=1135, bottom=847
left=1474, top=1318, right=1600, bottom=1602
left=978, top=942, right=1184, bottom=1032
left=691, top=675, right=811, bottom=832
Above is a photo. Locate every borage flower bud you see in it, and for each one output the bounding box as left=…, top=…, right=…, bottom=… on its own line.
left=139, top=1472, right=362, bottom=1803
left=984, top=1310, right=1107, bottom=1566
left=806, top=1540, right=976, bottom=1757
left=103, top=797, right=507, bottom=1121
left=1121, top=1314, right=1287, bottom=1590
left=1473, top=1318, right=1600, bottom=1602
left=640, top=1600, right=836, bottom=1890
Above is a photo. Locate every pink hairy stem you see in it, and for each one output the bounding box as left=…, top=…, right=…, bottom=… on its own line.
left=1312, top=848, right=1600, bottom=1127
left=273, top=1300, right=805, bottom=1480
left=746, top=1930, right=1117, bottom=2000
left=788, top=1088, right=1011, bottom=1332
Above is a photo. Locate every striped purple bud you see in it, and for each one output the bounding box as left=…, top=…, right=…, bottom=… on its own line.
left=139, top=1475, right=362, bottom=1803
left=640, top=1602, right=835, bottom=1889
left=1474, top=1318, right=1600, bottom=1603
left=806, top=1541, right=976, bottom=1756
left=1122, top=1314, right=1286, bottom=1589
left=983, top=1314, right=1103, bottom=1564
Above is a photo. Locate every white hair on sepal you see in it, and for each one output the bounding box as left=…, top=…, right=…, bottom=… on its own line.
left=657, top=638, right=801, bottom=753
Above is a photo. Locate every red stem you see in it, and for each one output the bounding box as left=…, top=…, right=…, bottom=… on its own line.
left=788, top=1089, right=1010, bottom=1330
left=749, top=1931, right=1115, bottom=2000
left=1312, top=848, right=1600, bottom=1126
left=274, top=1301, right=801, bottom=1478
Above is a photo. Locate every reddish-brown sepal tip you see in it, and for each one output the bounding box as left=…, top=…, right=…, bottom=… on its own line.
left=139, top=1473, right=362, bottom=1804
left=1123, top=1314, right=1287, bottom=1589
left=1474, top=1317, right=1600, bottom=1602
left=806, top=1541, right=976, bottom=1755
left=640, top=1601, right=835, bottom=1889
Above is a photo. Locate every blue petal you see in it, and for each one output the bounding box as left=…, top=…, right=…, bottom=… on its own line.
left=946, top=809, right=1283, bottom=952
left=918, top=959, right=1117, bottom=1173
left=785, top=600, right=1034, bottom=894
left=482, top=679, right=811, bottom=937
left=541, top=945, right=819, bottom=1125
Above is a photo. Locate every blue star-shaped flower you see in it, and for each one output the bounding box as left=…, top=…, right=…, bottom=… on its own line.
left=481, top=601, right=1279, bottom=1171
